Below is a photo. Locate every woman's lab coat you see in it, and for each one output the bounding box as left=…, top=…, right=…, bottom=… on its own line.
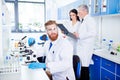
left=63, top=21, right=81, bottom=54
left=76, top=15, right=97, bottom=67
left=43, top=35, right=75, bottom=80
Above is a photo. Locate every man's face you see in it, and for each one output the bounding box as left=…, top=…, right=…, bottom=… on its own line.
left=78, top=8, right=86, bottom=19
left=46, top=24, right=58, bottom=41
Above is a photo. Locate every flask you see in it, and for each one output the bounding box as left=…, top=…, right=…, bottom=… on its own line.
left=108, top=40, right=113, bottom=51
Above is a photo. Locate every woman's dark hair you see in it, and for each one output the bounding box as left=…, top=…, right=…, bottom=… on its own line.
left=69, top=9, right=80, bottom=21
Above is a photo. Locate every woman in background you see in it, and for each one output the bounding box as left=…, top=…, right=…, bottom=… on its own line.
left=64, top=9, right=81, bottom=54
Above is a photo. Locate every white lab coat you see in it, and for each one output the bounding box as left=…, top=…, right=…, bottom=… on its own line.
left=43, top=35, right=75, bottom=80
left=76, top=15, right=97, bottom=67
left=63, top=21, right=81, bottom=54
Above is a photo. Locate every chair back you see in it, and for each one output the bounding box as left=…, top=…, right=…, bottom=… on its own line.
left=73, top=55, right=81, bottom=80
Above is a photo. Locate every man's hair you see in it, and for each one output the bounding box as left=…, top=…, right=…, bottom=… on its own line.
left=78, top=4, right=89, bottom=13
left=44, top=20, right=57, bottom=29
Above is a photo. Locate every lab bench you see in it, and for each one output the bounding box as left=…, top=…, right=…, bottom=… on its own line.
left=0, top=64, right=49, bottom=80
left=90, top=49, right=120, bottom=80
left=0, top=65, right=21, bottom=80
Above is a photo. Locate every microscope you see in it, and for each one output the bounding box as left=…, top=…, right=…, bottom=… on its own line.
left=10, top=34, right=49, bottom=64
left=10, top=36, right=37, bottom=64
left=37, top=34, right=48, bottom=63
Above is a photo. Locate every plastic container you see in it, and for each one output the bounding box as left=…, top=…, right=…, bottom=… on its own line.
left=108, top=40, right=113, bottom=51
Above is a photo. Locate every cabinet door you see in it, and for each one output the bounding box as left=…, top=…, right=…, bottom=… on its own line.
left=101, top=0, right=117, bottom=15
left=89, top=55, right=100, bottom=80
left=101, top=58, right=115, bottom=73
left=116, top=76, right=120, bottom=80
left=101, top=69, right=115, bottom=80
left=91, top=0, right=101, bottom=16
left=100, top=0, right=107, bottom=15
left=116, top=64, right=120, bottom=76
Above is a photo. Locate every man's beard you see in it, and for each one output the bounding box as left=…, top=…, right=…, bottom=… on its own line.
left=49, top=33, right=58, bottom=41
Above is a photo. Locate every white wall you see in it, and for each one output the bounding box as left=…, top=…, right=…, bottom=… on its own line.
left=46, top=0, right=58, bottom=21
left=101, top=15, right=120, bottom=42
left=0, top=0, right=11, bottom=64
left=9, top=33, right=46, bottom=43
left=9, top=33, right=46, bottom=49
left=0, top=0, right=3, bottom=64
left=92, top=15, right=120, bottom=48
left=55, top=0, right=78, bottom=7
left=45, top=0, right=78, bottom=21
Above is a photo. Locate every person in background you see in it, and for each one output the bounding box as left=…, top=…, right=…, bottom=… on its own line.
left=43, top=20, right=75, bottom=80
left=64, top=9, right=81, bottom=54
left=73, top=4, right=97, bottom=80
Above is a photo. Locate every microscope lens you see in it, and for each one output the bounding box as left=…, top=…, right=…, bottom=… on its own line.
left=33, top=54, right=36, bottom=58
left=26, top=56, right=30, bottom=60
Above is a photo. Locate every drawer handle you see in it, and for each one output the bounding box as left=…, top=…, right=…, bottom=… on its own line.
left=105, top=76, right=111, bottom=80
left=105, top=63, right=111, bottom=66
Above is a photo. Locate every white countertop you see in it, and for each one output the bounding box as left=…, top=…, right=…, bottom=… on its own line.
left=93, top=49, right=120, bottom=64
left=21, top=65, right=50, bottom=80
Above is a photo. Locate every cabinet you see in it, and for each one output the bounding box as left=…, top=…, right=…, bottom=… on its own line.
left=101, top=58, right=115, bottom=73
left=101, top=58, right=115, bottom=80
left=89, top=55, right=100, bottom=80
left=116, top=64, right=120, bottom=76
left=116, top=76, right=120, bottom=80
left=90, top=0, right=118, bottom=16
left=90, top=54, right=120, bottom=80
left=100, top=0, right=117, bottom=15
left=101, top=69, right=115, bottom=80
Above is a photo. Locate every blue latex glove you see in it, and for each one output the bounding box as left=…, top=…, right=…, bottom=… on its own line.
left=28, top=62, right=46, bottom=69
